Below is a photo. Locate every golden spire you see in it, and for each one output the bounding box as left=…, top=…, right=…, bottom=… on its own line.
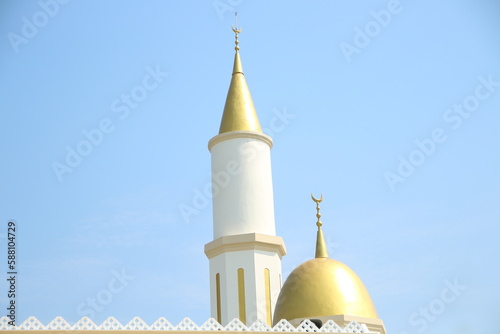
left=218, top=13, right=262, bottom=134
left=312, top=194, right=329, bottom=258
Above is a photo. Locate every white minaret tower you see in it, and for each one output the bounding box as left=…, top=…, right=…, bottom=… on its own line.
left=204, top=26, right=286, bottom=326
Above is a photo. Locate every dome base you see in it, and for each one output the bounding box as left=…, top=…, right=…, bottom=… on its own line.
left=288, top=314, right=386, bottom=334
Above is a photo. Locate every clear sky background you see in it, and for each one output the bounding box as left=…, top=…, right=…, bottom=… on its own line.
left=1, top=0, right=499, bottom=333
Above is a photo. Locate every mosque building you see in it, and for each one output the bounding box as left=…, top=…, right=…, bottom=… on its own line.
left=1, top=27, right=386, bottom=334
left=203, top=25, right=386, bottom=334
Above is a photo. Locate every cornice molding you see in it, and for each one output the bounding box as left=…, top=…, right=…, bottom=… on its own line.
left=204, top=233, right=286, bottom=259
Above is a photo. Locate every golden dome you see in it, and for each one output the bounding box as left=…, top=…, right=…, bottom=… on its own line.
left=273, top=194, right=379, bottom=325
left=272, top=257, right=378, bottom=325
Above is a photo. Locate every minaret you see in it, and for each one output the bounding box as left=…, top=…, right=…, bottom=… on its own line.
left=204, top=25, right=286, bottom=326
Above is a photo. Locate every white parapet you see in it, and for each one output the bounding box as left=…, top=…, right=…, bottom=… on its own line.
left=0, top=316, right=379, bottom=333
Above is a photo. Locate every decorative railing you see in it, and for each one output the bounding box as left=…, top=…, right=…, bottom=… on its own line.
left=0, top=316, right=374, bottom=332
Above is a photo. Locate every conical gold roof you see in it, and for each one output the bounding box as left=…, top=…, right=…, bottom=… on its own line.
left=218, top=45, right=262, bottom=134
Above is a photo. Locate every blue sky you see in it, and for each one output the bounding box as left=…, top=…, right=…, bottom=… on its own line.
left=1, top=0, right=499, bottom=333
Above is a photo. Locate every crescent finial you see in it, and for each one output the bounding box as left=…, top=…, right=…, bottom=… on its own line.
left=311, top=193, right=324, bottom=229
left=311, top=193, right=323, bottom=203
left=231, top=12, right=242, bottom=51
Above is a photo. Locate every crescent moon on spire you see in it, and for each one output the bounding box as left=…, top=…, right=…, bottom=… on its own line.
left=231, top=25, right=242, bottom=34
left=311, top=193, right=323, bottom=203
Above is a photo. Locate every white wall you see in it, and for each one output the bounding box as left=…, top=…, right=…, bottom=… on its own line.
left=208, top=249, right=283, bottom=325
left=210, top=137, right=276, bottom=239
